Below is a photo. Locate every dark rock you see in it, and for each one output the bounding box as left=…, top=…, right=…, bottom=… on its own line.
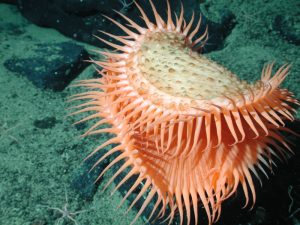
left=54, top=0, right=119, bottom=16
left=4, top=42, right=89, bottom=91
left=203, top=9, right=236, bottom=53
left=33, top=117, right=57, bottom=129
left=274, top=15, right=300, bottom=46
left=16, top=0, right=132, bottom=47
left=15, top=0, right=233, bottom=53
left=70, top=140, right=114, bottom=201
left=1, top=0, right=17, bottom=4
left=71, top=165, right=99, bottom=201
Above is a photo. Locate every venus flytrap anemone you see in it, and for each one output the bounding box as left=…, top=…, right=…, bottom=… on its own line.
left=69, top=0, right=299, bottom=225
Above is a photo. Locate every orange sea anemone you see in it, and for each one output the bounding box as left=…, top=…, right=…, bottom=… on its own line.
left=69, top=1, right=299, bottom=224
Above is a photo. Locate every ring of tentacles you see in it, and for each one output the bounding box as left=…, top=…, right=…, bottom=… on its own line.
left=69, top=1, right=299, bottom=224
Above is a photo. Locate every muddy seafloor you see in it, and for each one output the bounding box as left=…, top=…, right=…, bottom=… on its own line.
left=0, top=0, right=299, bottom=225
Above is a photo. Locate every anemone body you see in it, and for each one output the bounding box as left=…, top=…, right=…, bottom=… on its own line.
left=70, top=1, right=299, bottom=224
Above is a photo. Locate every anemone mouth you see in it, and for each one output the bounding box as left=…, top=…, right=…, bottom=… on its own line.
left=136, top=31, right=250, bottom=101
left=69, top=1, right=299, bottom=225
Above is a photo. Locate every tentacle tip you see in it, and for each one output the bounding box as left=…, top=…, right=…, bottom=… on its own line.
left=239, top=136, right=245, bottom=143
left=252, top=135, right=259, bottom=140
left=228, top=140, right=238, bottom=146
left=80, top=134, right=88, bottom=138
left=242, top=204, right=248, bottom=209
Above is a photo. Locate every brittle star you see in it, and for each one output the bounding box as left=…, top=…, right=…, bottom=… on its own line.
left=119, top=0, right=135, bottom=13
left=288, top=185, right=300, bottom=219
left=47, top=189, right=89, bottom=225
left=0, top=122, right=20, bottom=143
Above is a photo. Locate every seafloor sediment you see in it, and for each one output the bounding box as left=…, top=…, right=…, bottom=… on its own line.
left=0, top=1, right=299, bottom=225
